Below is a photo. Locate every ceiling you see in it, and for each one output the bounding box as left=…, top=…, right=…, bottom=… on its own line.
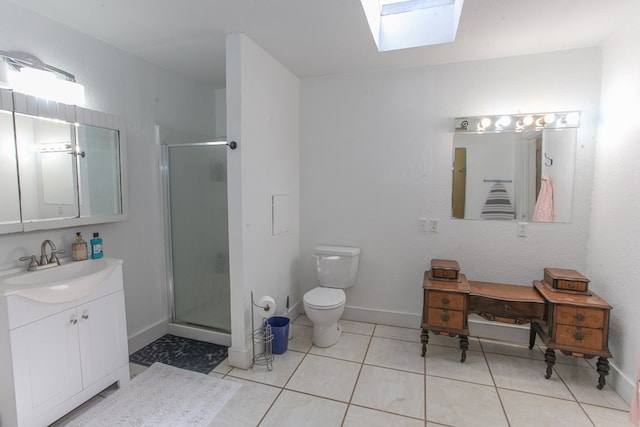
left=10, top=0, right=640, bottom=89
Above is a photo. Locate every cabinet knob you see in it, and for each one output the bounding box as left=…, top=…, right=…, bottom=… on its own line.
left=441, top=297, right=450, bottom=305
left=575, top=313, right=585, bottom=322
left=82, top=314, right=89, bottom=320
left=69, top=318, right=78, bottom=325
left=440, top=310, right=450, bottom=322
left=573, top=331, right=584, bottom=341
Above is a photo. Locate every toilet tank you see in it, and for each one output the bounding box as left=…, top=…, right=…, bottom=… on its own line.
left=314, top=245, right=360, bottom=289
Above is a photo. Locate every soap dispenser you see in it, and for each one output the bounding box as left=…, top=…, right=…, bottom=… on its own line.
left=90, top=232, right=103, bottom=259
left=72, top=232, right=88, bottom=261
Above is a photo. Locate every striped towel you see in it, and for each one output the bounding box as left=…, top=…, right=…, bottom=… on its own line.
left=481, top=183, right=515, bottom=220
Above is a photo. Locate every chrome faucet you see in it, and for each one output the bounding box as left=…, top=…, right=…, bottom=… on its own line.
left=19, top=240, right=65, bottom=271
left=40, top=239, right=63, bottom=266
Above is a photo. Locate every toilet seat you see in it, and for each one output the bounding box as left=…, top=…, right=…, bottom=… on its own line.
left=303, top=287, right=345, bottom=310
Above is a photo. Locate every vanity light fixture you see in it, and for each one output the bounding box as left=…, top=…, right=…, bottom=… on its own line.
left=454, top=111, right=581, bottom=134
left=0, top=50, right=85, bottom=106
left=360, top=0, right=464, bottom=52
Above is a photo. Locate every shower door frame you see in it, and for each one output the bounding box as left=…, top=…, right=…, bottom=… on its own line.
left=161, top=141, right=231, bottom=346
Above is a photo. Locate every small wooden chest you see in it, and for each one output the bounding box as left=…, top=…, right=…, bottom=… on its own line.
left=544, top=267, right=590, bottom=294
left=430, top=259, right=460, bottom=282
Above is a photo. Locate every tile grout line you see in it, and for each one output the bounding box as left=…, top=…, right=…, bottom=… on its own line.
left=339, top=324, right=375, bottom=426
left=479, top=338, right=513, bottom=427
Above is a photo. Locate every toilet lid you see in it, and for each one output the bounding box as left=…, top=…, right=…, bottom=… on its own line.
left=304, top=287, right=345, bottom=310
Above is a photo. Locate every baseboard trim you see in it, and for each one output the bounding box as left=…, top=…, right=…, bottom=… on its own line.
left=468, top=315, right=532, bottom=344
left=168, top=323, right=231, bottom=347
left=127, top=318, right=168, bottom=354
left=228, top=346, right=252, bottom=370
left=602, top=360, right=635, bottom=405
left=342, top=305, right=421, bottom=329
left=285, top=300, right=301, bottom=320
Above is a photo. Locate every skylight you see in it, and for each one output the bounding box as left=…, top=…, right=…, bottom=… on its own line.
left=360, top=0, right=464, bottom=52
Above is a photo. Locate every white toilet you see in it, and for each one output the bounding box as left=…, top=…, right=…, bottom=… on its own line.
left=303, top=245, right=360, bottom=347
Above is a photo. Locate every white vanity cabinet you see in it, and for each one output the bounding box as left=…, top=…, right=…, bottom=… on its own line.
left=0, top=260, right=130, bottom=427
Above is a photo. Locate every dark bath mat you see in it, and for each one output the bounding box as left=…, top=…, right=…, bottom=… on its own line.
left=129, top=334, right=228, bottom=374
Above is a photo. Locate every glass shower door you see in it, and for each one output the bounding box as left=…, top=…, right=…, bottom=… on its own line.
left=165, top=143, right=230, bottom=333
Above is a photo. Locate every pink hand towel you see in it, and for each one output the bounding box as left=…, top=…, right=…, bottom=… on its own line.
left=533, top=172, right=554, bottom=222
left=631, top=357, right=639, bottom=424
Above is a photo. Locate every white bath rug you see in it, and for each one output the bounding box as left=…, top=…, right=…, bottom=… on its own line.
left=66, top=362, right=240, bottom=427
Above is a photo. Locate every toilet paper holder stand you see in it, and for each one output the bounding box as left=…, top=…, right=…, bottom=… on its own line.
left=251, top=292, right=274, bottom=371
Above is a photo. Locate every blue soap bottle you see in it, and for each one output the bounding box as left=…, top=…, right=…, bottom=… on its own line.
left=90, top=232, right=103, bottom=259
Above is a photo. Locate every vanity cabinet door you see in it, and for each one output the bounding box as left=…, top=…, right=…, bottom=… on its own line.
left=9, top=307, right=82, bottom=424
left=77, top=290, right=128, bottom=388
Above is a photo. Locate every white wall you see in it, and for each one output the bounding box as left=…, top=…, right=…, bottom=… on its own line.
left=300, top=48, right=602, bottom=327
left=226, top=34, right=300, bottom=368
left=590, top=14, right=640, bottom=403
left=0, top=1, right=217, bottom=350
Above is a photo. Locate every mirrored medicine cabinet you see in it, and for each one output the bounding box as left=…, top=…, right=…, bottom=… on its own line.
left=451, top=112, right=580, bottom=223
left=0, top=88, right=127, bottom=234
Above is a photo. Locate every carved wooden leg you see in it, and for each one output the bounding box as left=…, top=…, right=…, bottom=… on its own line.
left=421, top=329, right=429, bottom=357
left=459, top=335, right=469, bottom=363
left=544, top=348, right=556, bottom=379
left=596, top=357, right=610, bottom=390
left=528, top=325, right=537, bottom=349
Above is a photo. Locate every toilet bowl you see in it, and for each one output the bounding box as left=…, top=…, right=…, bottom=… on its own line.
left=303, top=287, right=346, bottom=347
left=303, top=245, right=360, bottom=347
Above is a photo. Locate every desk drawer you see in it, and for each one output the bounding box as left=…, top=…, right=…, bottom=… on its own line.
left=469, top=295, right=545, bottom=319
left=555, top=306, right=605, bottom=328
left=428, top=291, right=465, bottom=310
left=432, top=269, right=459, bottom=280
left=554, top=280, right=588, bottom=292
left=555, top=325, right=603, bottom=351
left=427, top=308, right=464, bottom=330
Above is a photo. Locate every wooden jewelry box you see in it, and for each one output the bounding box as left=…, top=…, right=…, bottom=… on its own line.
left=430, top=259, right=460, bottom=282
left=543, top=267, right=590, bottom=294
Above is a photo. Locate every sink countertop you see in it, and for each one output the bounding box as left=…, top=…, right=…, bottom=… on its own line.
left=0, top=257, right=123, bottom=303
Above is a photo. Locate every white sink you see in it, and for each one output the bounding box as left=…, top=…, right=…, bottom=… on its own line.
left=0, top=258, right=123, bottom=303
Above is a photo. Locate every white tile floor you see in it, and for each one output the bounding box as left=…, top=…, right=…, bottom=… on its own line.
left=53, top=315, right=634, bottom=427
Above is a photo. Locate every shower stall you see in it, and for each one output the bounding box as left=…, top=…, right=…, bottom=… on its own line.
left=162, top=142, right=231, bottom=345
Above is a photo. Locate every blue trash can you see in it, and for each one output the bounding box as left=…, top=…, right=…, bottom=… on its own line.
left=267, top=316, right=290, bottom=354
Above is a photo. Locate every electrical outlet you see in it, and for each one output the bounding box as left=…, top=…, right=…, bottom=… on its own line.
left=428, top=219, right=439, bottom=233
left=517, top=222, right=528, bottom=237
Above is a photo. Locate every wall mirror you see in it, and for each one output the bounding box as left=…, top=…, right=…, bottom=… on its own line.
left=451, top=112, right=580, bottom=223
left=0, top=88, right=127, bottom=233
left=0, top=107, right=21, bottom=233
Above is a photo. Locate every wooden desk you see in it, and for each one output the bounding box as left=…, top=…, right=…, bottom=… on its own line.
left=421, top=270, right=613, bottom=389
left=421, top=272, right=545, bottom=362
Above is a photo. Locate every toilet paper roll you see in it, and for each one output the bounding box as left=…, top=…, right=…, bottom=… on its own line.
left=256, top=296, right=276, bottom=319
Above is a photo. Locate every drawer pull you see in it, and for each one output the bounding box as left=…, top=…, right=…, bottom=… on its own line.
left=573, top=331, right=584, bottom=341
left=575, top=313, right=585, bottom=322
left=569, top=283, right=576, bottom=289
left=441, top=297, right=450, bottom=305
left=69, top=318, right=77, bottom=325
left=503, top=304, right=511, bottom=312
left=440, top=311, right=450, bottom=322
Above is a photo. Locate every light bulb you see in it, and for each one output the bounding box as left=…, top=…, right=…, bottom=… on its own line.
left=565, top=112, right=579, bottom=125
